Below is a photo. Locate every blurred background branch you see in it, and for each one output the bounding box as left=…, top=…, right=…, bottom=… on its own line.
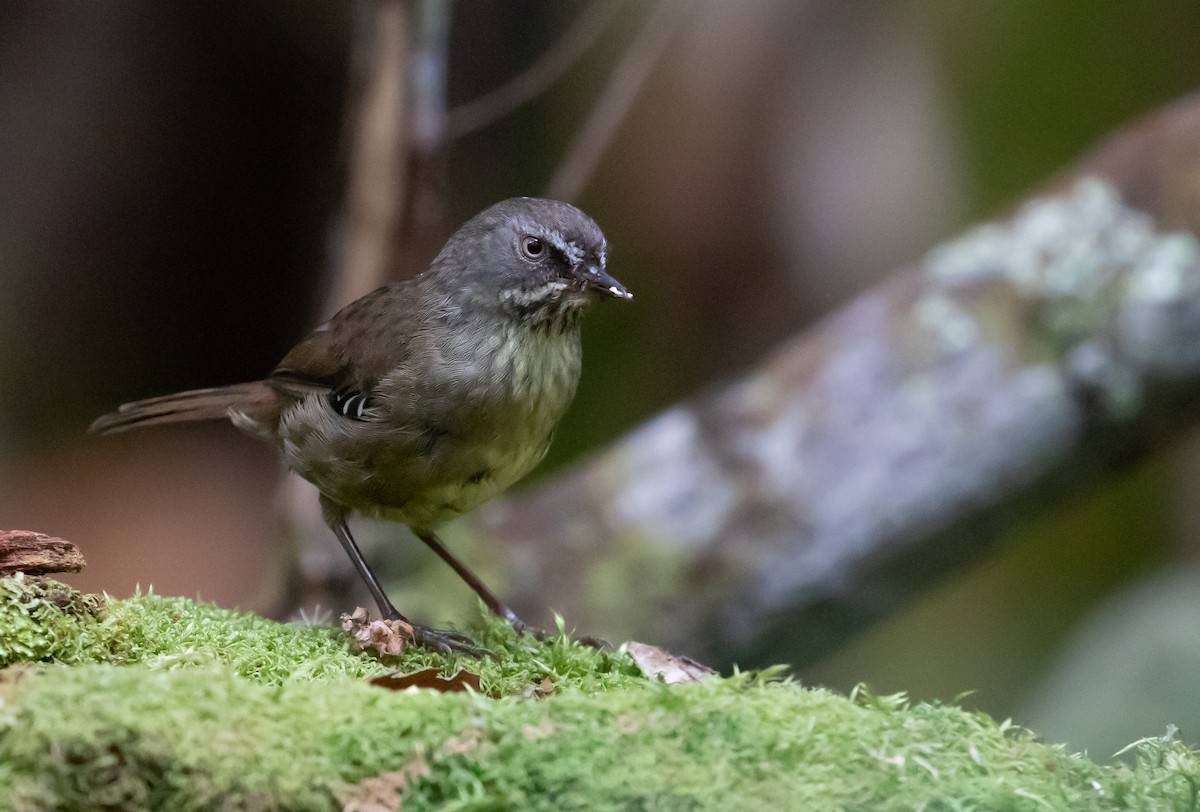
left=334, top=0, right=413, bottom=307
left=275, top=0, right=417, bottom=623
left=474, top=95, right=1200, bottom=668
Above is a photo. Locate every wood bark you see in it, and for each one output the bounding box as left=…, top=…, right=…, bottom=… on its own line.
left=0, top=530, right=85, bottom=575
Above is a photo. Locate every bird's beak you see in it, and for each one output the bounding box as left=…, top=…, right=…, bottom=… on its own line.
left=580, top=264, right=632, bottom=300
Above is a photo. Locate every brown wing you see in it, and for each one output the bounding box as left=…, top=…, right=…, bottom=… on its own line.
left=269, top=327, right=345, bottom=398
left=267, top=283, right=423, bottom=409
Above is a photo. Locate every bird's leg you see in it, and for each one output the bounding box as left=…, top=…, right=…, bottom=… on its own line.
left=414, top=530, right=608, bottom=648
left=329, top=520, right=481, bottom=656
left=414, top=529, right=532, bottom=633
left=415, top=532, right=609, bottom=647
left=330, top=520, right=402, bottom=620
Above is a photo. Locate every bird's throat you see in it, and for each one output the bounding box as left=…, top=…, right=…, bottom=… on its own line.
left=499, top=283, right=590, bottom=332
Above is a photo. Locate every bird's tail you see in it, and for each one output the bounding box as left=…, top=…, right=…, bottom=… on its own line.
left=89, top=381, right=280, bottom=435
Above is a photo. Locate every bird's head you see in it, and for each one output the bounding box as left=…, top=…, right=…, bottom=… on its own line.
left=438, top=198, right=631, bottom=328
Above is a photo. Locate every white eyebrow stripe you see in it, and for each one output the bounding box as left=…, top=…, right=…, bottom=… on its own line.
left=545, top=231, right=586, bottom=266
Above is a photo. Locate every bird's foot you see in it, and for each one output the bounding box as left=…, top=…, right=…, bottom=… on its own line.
left=408, top=623, right=488, bottom=658
left=342, top=606, right=487, bottom=658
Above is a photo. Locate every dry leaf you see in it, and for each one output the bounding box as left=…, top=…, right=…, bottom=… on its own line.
left=520, top=676, right=556, bottom=699
left=369, top=667, right=482, bottom=693
left=627, top=641, right=716, bottom=684
left=341, top=607, right=413, bottom=656
left=336, top=754, right=430, bottom=812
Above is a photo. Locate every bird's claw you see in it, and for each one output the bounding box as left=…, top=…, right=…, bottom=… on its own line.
left=410, top=623, right=488, bottom=658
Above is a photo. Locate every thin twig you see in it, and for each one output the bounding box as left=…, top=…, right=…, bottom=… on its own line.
left=446, top=0, right=625, bottom=139
left=546, top=0, right=694, bottom=202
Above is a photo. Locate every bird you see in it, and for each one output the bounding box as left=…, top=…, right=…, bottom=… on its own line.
left=91, top=197, right=631, bottom=654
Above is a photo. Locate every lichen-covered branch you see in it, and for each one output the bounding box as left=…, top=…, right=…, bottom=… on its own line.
left=467, top=93, right=1200, bottom=666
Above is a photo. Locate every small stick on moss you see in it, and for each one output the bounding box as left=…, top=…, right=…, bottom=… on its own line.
left=0, top=530, right=86, bottom=576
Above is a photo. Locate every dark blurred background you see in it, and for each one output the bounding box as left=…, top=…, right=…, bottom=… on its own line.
left=3, top=0, right=1200, bottom=760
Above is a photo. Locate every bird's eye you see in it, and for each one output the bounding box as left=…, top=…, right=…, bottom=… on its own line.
left=519, top=236, right=546, bottom=260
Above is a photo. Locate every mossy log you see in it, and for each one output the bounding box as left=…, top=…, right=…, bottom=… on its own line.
left=2, top=576, right=1197, bottom=810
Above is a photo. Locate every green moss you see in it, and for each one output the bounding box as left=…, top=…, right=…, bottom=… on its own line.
left=0, top=574, right=105, bottom=666
left=1, top=576, right=1198, bottom=810
left=0, top=576, right=640, bottom=695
